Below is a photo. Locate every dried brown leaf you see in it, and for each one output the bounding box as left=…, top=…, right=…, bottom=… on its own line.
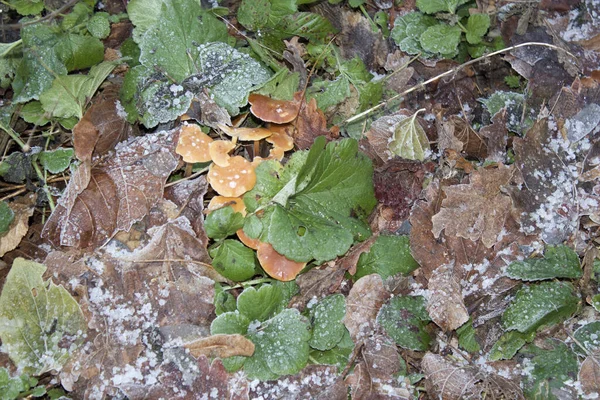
left=366, top=112, right=412, bottom=162
left=185, top=90, right=232, bottom=128
left=294, top=97, right=339, bottom=150
left=431, top=165, right=514, bottom=248
left=164, top=175, right=209, bottom=241
left=184, top=334, right=255, bottom=358
left=426, top=262, right=469, bottom=331
left=480, top=109, right=508, bottom=163
left=580, top=354, right=600, bottom=397
left=289, top=261, right=348, bottom=310
left=0, top=194, right=35, bottom=257
left=283, top=36, right=307, bottom=89
left=338, top=10, right=388, bottom=70
left=422, top=352, right=480, bottom=400
left=343, top=274, right=390, bottom=343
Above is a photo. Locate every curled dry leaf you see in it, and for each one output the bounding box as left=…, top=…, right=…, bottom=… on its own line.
left=480, top=109, right=508, bottom=163
left=248, top=92, right=302, bottom=124
left=295, top=97, right=339, bottom=150
left=218, top=124, right=273, bottom=141
left=343, top=274, right=390, bottom=342
left=422, top=352, right=480, bottom=400
left=579, top=354, right=600, bottom=396
left=289, top=261, right=347, bottom=310
left=366, top=110, right=412, bottom=162
left=207, top=155, right=256, bottom=197
left=426, top=262, right=469, bottom=331
left=431, top=165, right=514, bottom=249
left=209, top=140, right=236, bottom=167
left=438, top=115, right=487, bottom=159
left=207, top=196, right=246, bottom=215
left=175, top=123, right=213, bottom=163
left=257, top=241, right=306, bottom=281
left=184, top=333, right=255, bottom=358
left=0, top=194, right=35, bottom=258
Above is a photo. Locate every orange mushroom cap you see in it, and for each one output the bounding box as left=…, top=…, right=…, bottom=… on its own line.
left=176, top=124, right=213, bottom=163
left=266, top=130, right=294, bottom=160
left=257, top=241, right=307, bottom=281
left=218, top=124, right=273, bottom=141
left=236, top=228, right=260, bottom=250
left=208, top=196, right=247, bottom=216
left=209, top=140, right=236, bottom=167
left=248, top=92, right=302, bottom=124
left=207, top=155, right=256, bottom=197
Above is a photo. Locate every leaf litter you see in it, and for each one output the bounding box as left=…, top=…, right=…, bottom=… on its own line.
left=0, top=0, right=600, bottom=398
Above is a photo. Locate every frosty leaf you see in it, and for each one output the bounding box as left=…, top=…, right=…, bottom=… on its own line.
left=244, top=309, right=311, bottom=380
left=0, top=201, right=14, bottom=235
left=519, top=341, right=579, bottom=399
left=309, top=329, right=354, bottom=371
left=456, top=319, right=481, bottom=353
left=419, top=24, right=462, bottom=56
left=431, top=165, right=514, bottom=248
left=343, top=274, right=389, bottom=342
left=308, top=294, right=346, bottom=351
left=211, top=311, right=251, bottom=336
left=479, top=91, right=525, bottom=132
left=565, top=103, right=600, bottom=142
left=389, top=109, right=430, bottom=161
left=489, top=330, right=535, bottom=361
left=0, top=258, right=86, bottom=375
left=377, top=296, right=431, bottom=351
left=421, top=353, right=480, bottom=400
left=354, top=235, right=419, bottom=280
left=465, top=14, right=490, bottom=45
left=390, top=12, right=437, bottom=57
left=502, top=281, right=579, bottom=333
left=574, top=322, right=600, bottom=354
left=427, top=262, right=469, bottom=331
left=506, top=245, right=582, bottom=281
left=247, top=137, right=376, bottom=263
left=237, top=284, right=284, bottom=323
left=126, top=0, right=162, bottom=42
left=210, top=240, right=257, bottom=282
left=205, top=206, right=244, bottom=240
left=37, top=148, right=73, bottom=174
left=416, top=0, right=470, bottom=14
left=0, top=195, right=34, bottom=257
left=87, top=13, right=111, bottom=39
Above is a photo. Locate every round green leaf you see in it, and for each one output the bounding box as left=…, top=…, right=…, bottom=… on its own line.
left=377, top=296, right=431, bottom=351
left=237, top=284, right=284, bottom=323
left=308, top=294, right=346, bottom=351
left=210, top=240, right=257, bottom=282
left=419, top=24, right=462, bottom=56
left=355, top=235, right=420, bottom=280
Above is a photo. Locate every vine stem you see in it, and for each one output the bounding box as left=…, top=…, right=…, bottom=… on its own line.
left=342, top=42, right=580, bottom=125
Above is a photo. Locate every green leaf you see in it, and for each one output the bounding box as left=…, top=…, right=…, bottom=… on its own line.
left=309, top=328, right=354, bottom=372
left=0, top=152, right=34, bottom=184
left=56, top=34, right=104, bottom=72
left=269, top=12, right=336, bottom=43
left=308, top=77, right=351, bottom=110
left=205, top=206, right=245, bottom=240
left=377, top=296, right=431, bottom=351
left=210, top=311, right=251, bottom=335
left=19, top=101, right=49, bottom=126
left=479, top=91, right=525, bottom=132
left=592, top=294, right=600, bottom=312
left=520, top=340, right=579, bottom=400
left=87, top=13, right=111, bottom=39
left=0, top=42, right=22, bottom=89
left=250, top=138, right=376, bottom=263
left=465, top=13, right=490, bottom=45
left=456, top=319, right=481, bottom=353
left=0, top=201, right=14, bottom=235
left=238, top=0, right=271, bottom=30
left=210, top=240, right=257, bottom=282
left=237, top=284, right=284, bottom=322
left=0, top=367, right=32, bottom=399
left=420, top=24, right=462, bottom=56
left=308, top=294, right=346, bottom=351
left=37, top=148, right=74, bottom=174
left=0, top=258, right=87, bottom=374
left=214, top=283, right=237, bottom=316
left=489, top=330, right=536, bottom=361
left=502, top=281, right=579, bottom=333
left=9, top=0, right=44, bottom=16
left=573, top=321, right=600, bottom=354
left=416, top=0, right=469, bottom=14
left=60, top=3, right=92, bottom=31
left=127, top=0, right=163, bottom=42
left=244, top=309, right=311, bottom=380
left=389, top=110, right=430, bottom=161
left=355, top=235, right=420, bottom=280
left=255, top=69, right=300, bottom=101
left=506, top=245, right=582, bottom=281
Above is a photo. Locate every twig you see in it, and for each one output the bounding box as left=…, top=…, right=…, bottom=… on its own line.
left=0, top=0, right=80, bottom=31
left=342, top=42, right=580, bottom=125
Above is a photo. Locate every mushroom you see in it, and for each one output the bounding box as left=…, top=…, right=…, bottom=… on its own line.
left=208, top=196, right=246, bottom=216
left=218, top=124, right=273, bottom=141
left=207, top=155, right=256, bottom=197
left=209, top=140, right=236, bottom=167
left=257, top=241, right=306, bottom=281
left=175, top=123, right=213, bottom=163
left=248, top=92, right=302, bottom=124
left=236, top=229, right=260, bottom=250
left=265, top=125, right=294, bottom=160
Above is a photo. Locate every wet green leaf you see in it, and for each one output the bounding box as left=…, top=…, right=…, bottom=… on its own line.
left=308, top=294, right=346, bottom=351
left=506, top=245, right=582, bottom=281
left=9, top=0, right=44, bottom=15
left=420, top=24, right=462, bottom=56
left=309, top=329, right=354, bottom=372
left=87, top=13, right=111, bottom=39
left=237, top=284, right=284, bottom=322
left=210, top=240, right=257, bottom=282
left=211, top=311, right=251, bottom=335
left=465, top=13, right=490, bottom=45
left=416, top=0, right=469, bottom=14
left=214, top=283, right=237, bottom=316
left=489, top=330, right=536, bottom=361
left=573, top=321, right=600, bottom=354
left=355, top=235, right=419, bottom=280
left=456, top=319, right=481, bottom=353
left=377, top=296, right=431, bottom=351
left=205, top=206, right=244, bottom=240
left=37, top=148, right=74, bottom=174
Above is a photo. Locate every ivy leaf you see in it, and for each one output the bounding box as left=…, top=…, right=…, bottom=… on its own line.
left=377, top=296, right=431, bottom=351
left=37, top=148, right=74, bottom=174
left=420, top=24, right=462, bottom=56
left=389, top=110, right=430, bottom=161
left=209, top=240, right=257, bottom=282
left=308, top=294, right=346, bottom=351
left=416, top=0, right=470, bottom=14
left=244, top=309, right=311, bottom=380
left=489, top=330, right=536, bottom=361
left=502, top=281, right=579, bottom=333
left=354, top=235, right=420, bottom=280
left=506, top=245, right=582, bottom=281
left=465, top=13, right=490, bottom=45
left=205, top=206, right=244, bottom=240
left=0, top=258, right=86, bottom=375
left=237, top=284, right=284, bottom=323
left=0, top=201, right=15, bottom=235
left=248, top=137, right=376, bottom=263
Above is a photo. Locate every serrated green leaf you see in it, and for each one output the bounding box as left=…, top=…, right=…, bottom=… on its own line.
left=377, top=296, right=431, bottom=351
left=389, top=110, right=430, bottom=161
left=60, top=3, right=92, bottom=31
left=210, top=240, right=257, bottom=282
left=255, top=69, right=300, bottom=101
left=0, top=201, right=14, bottom=235
left=573, top=321, right=600, bottom=354
left=9, top=0, right=44, bottom=16
left=308, top=77, right=351, bottom=110
left=420, top=24, right=462, bottom=56
left=0, top=258, right=87, bottom=375
left=205, top=206, right=244, bottom=240
left=210, top=311, right=251, bottom=335
left=520, top=340, right=579, bottom=400
left=127, top=0, right=162, bottom=42
left=251, top=138, right=376, bottom=263
left=465, top=13, right=490, bottom=45
left=214, top=284, right=237, bottom=316
left=238, top=0, right=271, bottom=30
left=269, top=12, right=336, bottom=43
left=237, top=284, right=284, bottom=322
left=245, top=309, right=311, bottom=380
left=355, top=235, right=420, bottom=280
left=506, top=245, right=582, bottom=281
left=489, top=330, right=536, bottom=361
left=37, top=148, right=74, bottom=174
left=309, top=328, right=354, bottom=372
left=87, top=13, right=111, bottom=39
left=0, top=367, right=32, bottom=399
left=19, top=101, right=49, bottom=126
left=416, top=0, right=469, bottom=14
left=308, top=294, right=346, bottom=351
left=502, top=281, right=579, bottom=333
left=456, top=319, right=481, bottom=353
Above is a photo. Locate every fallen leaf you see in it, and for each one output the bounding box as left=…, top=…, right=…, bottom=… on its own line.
left=366, top=111, right=412, bottom=162
left=422, top=352, right=481, bottom=400
left=438, top=115, right=487, bottom=159
left=432, top=164, right=515, bottom=248
left=479, top=109, right=508, bottom=163
left=283, top=37, right=308, bottom=89
left=579, top=354, right=600, bottom=397
left=164, top=175, right=209, bottom=241
left=427, top=262, right=469, bottom=331
left=294, top=97, right=339, bottom=150
left=185, top=89, right=232, bottom=128
left=289, top=261, right=347, bottom=310
left=0, top=194, right=35, bottom=257
left=343, top=274, right=390, bottom=343
left=184, top=334, right=255, bottom=358
left=337, top=10, right=388, bottom=71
